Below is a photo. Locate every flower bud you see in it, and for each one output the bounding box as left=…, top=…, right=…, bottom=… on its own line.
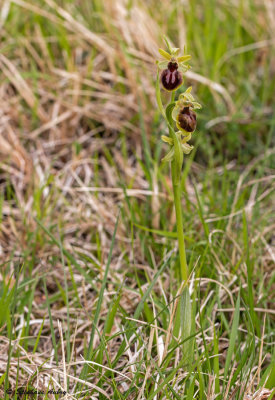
left=160, top=61, right=183, bottom=91
left=177, top=107, right=197, bottom=132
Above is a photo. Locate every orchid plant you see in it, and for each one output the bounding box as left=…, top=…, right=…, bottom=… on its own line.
left=156, top=36, right=201, bottom=282
left=156, top=36, right=201, bottom=359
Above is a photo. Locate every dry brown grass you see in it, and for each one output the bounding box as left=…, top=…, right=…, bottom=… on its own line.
left=0, top=0, right=274, bottom=398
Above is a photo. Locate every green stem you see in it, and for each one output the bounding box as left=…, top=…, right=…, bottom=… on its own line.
left=171, top=91, right=176, bottom=102
left=169, top=90, right=188, bottom=282
left=172, top=164, right=188, bottom=281
left=155, top=72, right=188, bottom=281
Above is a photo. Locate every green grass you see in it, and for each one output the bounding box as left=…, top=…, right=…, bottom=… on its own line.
left=0, top=0, right=274, bottom=399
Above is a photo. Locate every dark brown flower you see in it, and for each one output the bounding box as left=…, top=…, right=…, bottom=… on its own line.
left=160, top=61, right=183, bottom=91
left=177, top=107, right=197, bottom=132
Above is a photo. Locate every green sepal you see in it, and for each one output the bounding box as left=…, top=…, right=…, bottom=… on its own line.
left=161, top=135, right=173, bottom=145
left=170, top=47, right=180, bottom=56
left=163, top=35, right=173, bottom=53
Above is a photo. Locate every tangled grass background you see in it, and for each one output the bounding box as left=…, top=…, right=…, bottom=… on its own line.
left=0, top=0, right=274, bottom=398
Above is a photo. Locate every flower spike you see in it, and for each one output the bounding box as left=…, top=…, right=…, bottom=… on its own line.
left=156, top=38, right=201, bottom=163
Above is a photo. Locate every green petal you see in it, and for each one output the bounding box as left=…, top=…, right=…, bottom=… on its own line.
left=171, top=47, right=180, bottom=56
left=191, top=101, right=202, bottom=109
left=177, top=55, right=191, bottom=63
left=158, top=48, right=171, bottom=60
left=183, top=92, right=195, bottom=102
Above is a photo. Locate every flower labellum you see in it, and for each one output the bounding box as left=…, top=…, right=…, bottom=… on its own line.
left=177, top=106, right=197, bottom=132
left=160, top=61, right=183, bottom=91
